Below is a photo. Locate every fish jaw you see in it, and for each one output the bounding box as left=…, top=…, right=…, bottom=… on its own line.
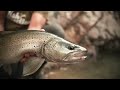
left=62, top=50, right=87, bottom=63
left=47, top=50, right=87, bottom=64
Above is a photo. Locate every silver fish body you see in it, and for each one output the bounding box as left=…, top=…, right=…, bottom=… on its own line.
left=0, top=30, right=87, bottom=76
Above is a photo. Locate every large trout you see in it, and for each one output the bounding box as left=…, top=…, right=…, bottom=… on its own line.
left=0, top=30, right=87, bottom=76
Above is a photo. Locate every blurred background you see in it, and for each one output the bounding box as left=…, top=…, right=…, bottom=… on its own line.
left=39, top=11, right=120, bottom=79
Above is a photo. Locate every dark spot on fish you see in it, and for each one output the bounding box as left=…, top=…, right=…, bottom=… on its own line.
left=34, top=46, right=36, bottom=47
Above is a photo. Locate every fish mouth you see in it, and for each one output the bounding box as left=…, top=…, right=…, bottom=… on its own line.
left=62, top=51, right=87, bottom=64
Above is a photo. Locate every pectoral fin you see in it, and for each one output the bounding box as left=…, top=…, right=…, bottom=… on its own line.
left=23, top=57, right=45, bottom=77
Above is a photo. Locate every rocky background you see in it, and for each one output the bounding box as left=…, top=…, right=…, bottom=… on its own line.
left=39, top=11, right=120, bottom=79
left=48, top=11, right=120, bottom=58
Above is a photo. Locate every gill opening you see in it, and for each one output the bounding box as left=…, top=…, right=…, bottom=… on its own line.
left=40, top=38, right=56, bottom=59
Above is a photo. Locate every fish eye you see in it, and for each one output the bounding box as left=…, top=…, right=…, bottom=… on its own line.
left=67, top=45, right=75, bottom=50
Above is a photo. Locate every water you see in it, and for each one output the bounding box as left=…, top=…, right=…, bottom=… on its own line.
left=44, top=51, right=120, bottom=79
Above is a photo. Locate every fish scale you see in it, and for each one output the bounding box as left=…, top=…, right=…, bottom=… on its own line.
left=0, top=30, right=87, bottom=76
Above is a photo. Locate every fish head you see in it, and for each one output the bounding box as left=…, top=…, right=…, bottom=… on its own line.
left=42, top=38, right=87, bottom=64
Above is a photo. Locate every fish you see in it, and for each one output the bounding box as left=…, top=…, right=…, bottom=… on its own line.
left=0, top=30, right=87, bottom=76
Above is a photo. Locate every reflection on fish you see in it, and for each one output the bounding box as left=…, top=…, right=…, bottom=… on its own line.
left=0, top=30, right=87, bottom=76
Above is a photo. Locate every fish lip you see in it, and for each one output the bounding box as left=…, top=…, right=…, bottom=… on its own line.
left=62, top=51, right=87, bottom=63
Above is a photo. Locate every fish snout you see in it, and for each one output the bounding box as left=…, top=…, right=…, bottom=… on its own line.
left=79, top=46, right=87, bottom=52
left=80, top=46, right=88, bottom=58
left=82, top=48, right=87, bottom=55
left=75, top=46, right=88, bottom=59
